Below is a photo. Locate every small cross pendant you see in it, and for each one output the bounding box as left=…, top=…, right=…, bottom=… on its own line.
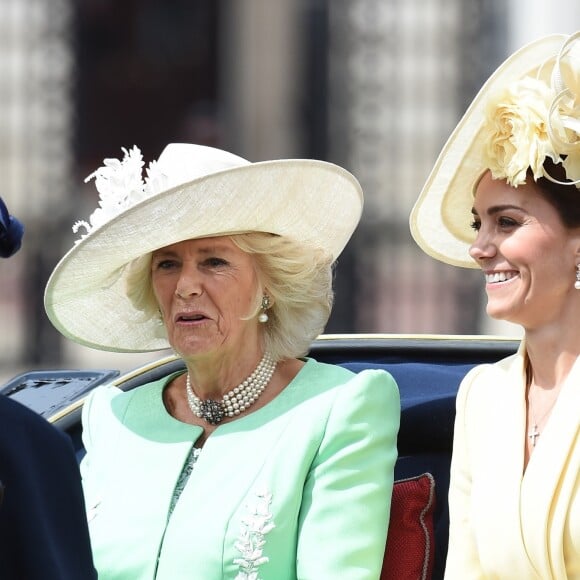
left=528, top=424, right=540, bottom=447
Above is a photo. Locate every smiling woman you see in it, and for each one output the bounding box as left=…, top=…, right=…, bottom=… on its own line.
left=469, top=172, right=579, bottom=328
left=410, top=32, right=580, bottom=579
left=44, top=143, right=400, bottom=579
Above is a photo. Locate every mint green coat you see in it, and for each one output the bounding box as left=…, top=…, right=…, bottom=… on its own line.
left=81, top=359, right=400, bottom=579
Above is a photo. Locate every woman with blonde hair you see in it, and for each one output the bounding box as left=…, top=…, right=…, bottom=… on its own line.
left=45, top=143, right=400, bottom=579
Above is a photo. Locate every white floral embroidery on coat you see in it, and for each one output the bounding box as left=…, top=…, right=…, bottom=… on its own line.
left=233, top=489, right=275, bottom=580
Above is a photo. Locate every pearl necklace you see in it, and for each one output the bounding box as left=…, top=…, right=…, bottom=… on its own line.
left=185, top=352, right=276, bottom=425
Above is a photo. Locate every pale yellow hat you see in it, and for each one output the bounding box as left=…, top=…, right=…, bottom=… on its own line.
left=410, top=32, right=580, bottom=268
left=44, top=144, right=363, bottom=352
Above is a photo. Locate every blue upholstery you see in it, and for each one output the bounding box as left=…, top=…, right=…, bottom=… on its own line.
left=339, top=361, right=477, bottom=580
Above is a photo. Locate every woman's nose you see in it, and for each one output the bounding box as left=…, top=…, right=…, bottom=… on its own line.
left=469, top=231, right=496, bottom=262
left=175, top=266, right=202, bottom=298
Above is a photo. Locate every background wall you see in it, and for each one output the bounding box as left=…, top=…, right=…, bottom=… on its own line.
left=1, top=0, right=579, bottom=381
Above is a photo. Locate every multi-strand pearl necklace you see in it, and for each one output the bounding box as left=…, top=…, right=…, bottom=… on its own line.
left=185, top=352, right=277, bottom=425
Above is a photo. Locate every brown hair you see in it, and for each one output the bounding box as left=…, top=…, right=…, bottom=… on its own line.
left=533, top=158, right=580, bottom=228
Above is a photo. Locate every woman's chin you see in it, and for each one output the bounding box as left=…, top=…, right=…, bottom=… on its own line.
left=485, top=303, right=516, bottom=324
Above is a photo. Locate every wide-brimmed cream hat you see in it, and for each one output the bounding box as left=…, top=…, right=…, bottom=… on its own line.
left=44, top=143, right=363, bottom=352
left=410, top=32, right=578, bottom=268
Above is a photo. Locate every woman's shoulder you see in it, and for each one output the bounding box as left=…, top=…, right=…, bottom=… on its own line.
left=305, top=357, right=395, bottom=382
left=302, top=358, right=354, bottom=380
left=83, top=371, right=182, bottom=421
left=302, top=358, right=399, bottom=403
left=463, top=351, right=521, bottom=382
left=457, top=351, right=523, bottom=403
left=297, top=360, right=400, bottom=439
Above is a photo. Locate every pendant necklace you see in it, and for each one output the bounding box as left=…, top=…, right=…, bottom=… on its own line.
left=185, top=352, right=277, bottom=425
left=527, top=387, right=559, bottom=447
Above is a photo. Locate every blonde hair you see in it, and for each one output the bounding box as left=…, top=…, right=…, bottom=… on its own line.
left=124, top=233, right=335, bottom=360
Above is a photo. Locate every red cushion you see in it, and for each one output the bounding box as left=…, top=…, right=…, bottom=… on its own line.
left=381, top=473, right=436, bottom=580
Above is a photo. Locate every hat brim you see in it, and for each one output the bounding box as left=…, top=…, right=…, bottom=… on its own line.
left=409, top=34, right=568, bottom=268
left=44, top=159, right=362, bottom=352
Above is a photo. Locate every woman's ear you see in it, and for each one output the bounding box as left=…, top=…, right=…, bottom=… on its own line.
left=568, top=225, right=580, bottom=257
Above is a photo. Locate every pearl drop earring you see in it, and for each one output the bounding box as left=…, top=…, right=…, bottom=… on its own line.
left=575, top=264, right=580, bottom=290
left=258, top=295, right=270, bottom=323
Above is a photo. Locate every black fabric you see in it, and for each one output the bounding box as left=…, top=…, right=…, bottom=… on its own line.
left=0, top=197, right=24, bottom=258
left=0, top=395, right=96, bottom=579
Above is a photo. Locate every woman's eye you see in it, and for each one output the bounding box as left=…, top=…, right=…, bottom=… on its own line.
left=153, top=259, right=178, bottom=270
left=204, top=257, right=228, bottom=268
left=470, top=219, right=481, bottom=231
left=498, top=216, right=518, bottom=228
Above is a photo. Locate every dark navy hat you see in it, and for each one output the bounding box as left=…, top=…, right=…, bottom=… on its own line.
left=0, top=197, right=24, bottom=258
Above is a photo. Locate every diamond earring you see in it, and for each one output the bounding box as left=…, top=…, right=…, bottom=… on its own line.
left=258, top=295, right=270, bottom=323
